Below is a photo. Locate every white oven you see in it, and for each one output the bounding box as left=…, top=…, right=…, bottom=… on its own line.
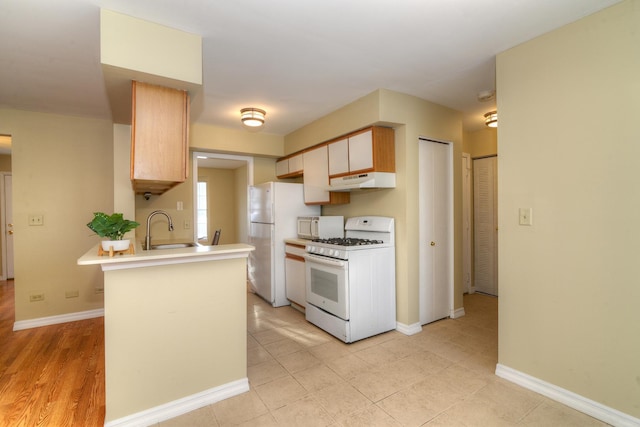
left=303, top=216, right=396, bottom=343
left=304, top=253, right=349, bottom=320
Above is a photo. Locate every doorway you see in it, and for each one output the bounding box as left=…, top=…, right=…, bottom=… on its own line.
left=418, top=138, right=453, bottom=325
left=191, top=152, right=254, bottom=245
left=1, top=172, right=13, bottom=280
left=473, top=156, right=498, bottom=296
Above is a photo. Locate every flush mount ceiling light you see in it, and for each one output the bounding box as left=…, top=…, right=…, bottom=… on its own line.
left=484, top=110, right=498, bottom=128
left=240, top=108, right=266, bottom=128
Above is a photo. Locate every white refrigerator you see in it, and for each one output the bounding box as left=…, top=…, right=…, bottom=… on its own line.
left=248, top=182, right=320, bottom=307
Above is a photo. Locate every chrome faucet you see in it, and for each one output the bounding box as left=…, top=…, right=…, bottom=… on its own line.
left=145, top=210, right=174, bottom=250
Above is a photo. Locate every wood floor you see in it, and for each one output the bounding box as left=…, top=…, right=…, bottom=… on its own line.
left=0, top=280, right=105, bottom=426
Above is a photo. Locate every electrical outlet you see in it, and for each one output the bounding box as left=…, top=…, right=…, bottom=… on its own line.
left=29, top=293, right=45, bottom=302
left=519, top=208, right=533, bottom=226
left=184, top=219, right=190, bottom=229
left=28, top=215, right=44, bottom=226
left=65, top=290, right=79, bottom=298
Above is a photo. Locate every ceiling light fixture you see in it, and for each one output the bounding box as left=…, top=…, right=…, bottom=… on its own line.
left=484, top=110, right=498, bottom=128
left=240, top=108, right=266, bottom=128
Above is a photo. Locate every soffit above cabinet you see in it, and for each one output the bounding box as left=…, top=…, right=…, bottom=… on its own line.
left=100, top=9, right=202, bottom=124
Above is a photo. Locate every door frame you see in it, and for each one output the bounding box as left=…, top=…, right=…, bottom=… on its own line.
left=0, top=172, right=12, bottom=280
left=191, top=151, right=254, bottom=244
left=418, top=137, right=455, bottom=324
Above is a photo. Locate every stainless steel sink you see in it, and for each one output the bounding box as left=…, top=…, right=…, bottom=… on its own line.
left=145, top=242, right=199, bottom=250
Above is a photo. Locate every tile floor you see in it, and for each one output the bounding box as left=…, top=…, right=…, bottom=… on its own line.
left=159, top=293, right=608, bottom=426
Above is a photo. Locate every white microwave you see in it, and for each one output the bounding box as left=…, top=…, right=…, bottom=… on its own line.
left=297, top=216, right=344, bottom=240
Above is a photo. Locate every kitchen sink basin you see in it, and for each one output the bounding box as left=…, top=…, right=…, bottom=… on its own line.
left=145, top=242, right=199, bottom=250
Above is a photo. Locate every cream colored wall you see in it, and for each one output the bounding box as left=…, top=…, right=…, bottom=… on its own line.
left=285, top=89, right=462, bottom=326
left=135, top=162, right=194, bottom=243
left=497, top=0, right=639, bottom=417
left=0, top=109, right=113, bottom=321
left=463, top=128, right=497, bottom=158
left=235, top=165, right=249, bottom=244
left=198, top=167, right=237, bottom=244
left=190, top=122, right=284, bottom=157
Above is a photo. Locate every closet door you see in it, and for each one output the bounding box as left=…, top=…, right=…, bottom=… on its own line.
left=474, top=156, right=498, bottom=296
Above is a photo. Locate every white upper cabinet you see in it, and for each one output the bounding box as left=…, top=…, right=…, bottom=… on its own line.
left=276, top=153, right=303, bottom=178
left=347, top=130, right=374, bottom=172
left=327, top=127, right=394, bottom=177
left=302, top=145, right=350, bottom=205
left=328, top=138, right=349, bottom=176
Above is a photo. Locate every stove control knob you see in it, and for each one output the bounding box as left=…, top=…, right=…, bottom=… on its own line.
left=319, top=248, right=325, bottom=254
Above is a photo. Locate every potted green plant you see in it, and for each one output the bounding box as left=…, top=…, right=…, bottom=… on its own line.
left=87, top=212, right=140, bottom=251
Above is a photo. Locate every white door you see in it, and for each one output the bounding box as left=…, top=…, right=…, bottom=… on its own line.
left=462, top=153, right=472, bottom=294
left=474, top=156, right=498, bottom=296
left=419, top=139, right=452, bottom=325
left=2, top=174, right=13, bottom=279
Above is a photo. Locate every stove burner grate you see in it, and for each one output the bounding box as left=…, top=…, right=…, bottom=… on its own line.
left=312, top=237, right=383, bottom=246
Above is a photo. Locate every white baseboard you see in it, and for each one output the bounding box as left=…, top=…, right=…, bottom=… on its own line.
left=13, top=308, right=105, bottom=331
left=496, top=364, right=640, bottom=427
left=104, top=378, right=250, bottom=427
left=450, top=307, right=466, bottom=319
left=396, top=321, right=422, bottom=336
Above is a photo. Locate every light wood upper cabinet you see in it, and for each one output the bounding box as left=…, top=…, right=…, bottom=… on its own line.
left=328, top=126, right=395, bottom=177
left=302, top=145, right=349, bottom=205
left=130, top=81, right=190, bottom=195
left=276, top=153, right=304, bottom=178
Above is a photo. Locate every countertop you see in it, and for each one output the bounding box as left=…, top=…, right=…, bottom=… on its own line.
left=284, top=238, right=312, bottom=246
left=77, top=240, right=254, bottom=271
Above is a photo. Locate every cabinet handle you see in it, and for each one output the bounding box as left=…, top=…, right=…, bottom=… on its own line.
left=430, top=241, right=436, bottom=246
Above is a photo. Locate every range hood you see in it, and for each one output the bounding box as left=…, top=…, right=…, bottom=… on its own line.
left=329, top=172, right=396, bottom=192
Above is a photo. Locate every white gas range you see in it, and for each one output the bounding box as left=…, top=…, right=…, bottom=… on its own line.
left=303, top=216, right=396, bottom=343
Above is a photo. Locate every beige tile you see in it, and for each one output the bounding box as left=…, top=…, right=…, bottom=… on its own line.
left=326, top=353, right=374, bottom=381
left=247, top=333, right=260, bottom=349
left=158, top=405, right=217, bottom=426
left=349, top=362, right=420, bottom=403
left=436, top=395, right=518, bottom=426
left=211, top=390, right=268, bottom=425
left=377, top=376, right=465, bottom=426
left=272, top=395, right=335, bottom=426
left=423, top=411, right=468, bottom=426
left=307, top=340, right=353, bottom=361
left=290, top=329, right=334, bottom=348
left=276, top=349, right=323, bottom=374
left=335, top=404, right=402, bottom=427
left=518, top=399, right=609, bottom=426
left=247, top=359, right=290, bottom=387
left=402, top=349, right=453, bottom=376
left=431, top=363, right=492, bottom=395
left=313, top=382, right=373, bottom=420
left=263, top=337, right=304, bottom=357
left=252, top=327, right=297, bottom=345
left=247, top=345, right=274, bottom=367
left=254, top=375, right=307, bottom=410
left=353, top=343, right=402, bottom=367
left=234, top=412, right=279, bottom=427
left=293, top=365, right=345, bottom=393
left=465, top=378, right=544, bottom=423
left=346, top=331, right=399, bottom=352
left=427, top=340, right=475, bottom=363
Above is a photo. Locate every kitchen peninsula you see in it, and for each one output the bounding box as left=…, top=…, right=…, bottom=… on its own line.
left=78, top=242, right=254, bottom=426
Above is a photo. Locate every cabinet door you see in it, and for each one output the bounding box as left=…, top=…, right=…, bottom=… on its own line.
left=289, top=154, right=303, bottom=174
left=285, top=254, right=306, bottom=307
left=302, top=145, right=330, bottom=204
left=348, top=129, right=373, bottom=173
left=328, top=138, right=349, bottom=176
left=131, top=81, right=189, bottom=192
left=276, top=159, right=289, bottom=177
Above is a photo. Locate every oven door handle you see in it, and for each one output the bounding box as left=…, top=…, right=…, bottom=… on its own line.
left=303, top=253, right=347, bottom=268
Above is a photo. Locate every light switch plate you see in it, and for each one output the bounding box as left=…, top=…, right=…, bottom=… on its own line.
left=519, top=208, right=533, bottom=226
